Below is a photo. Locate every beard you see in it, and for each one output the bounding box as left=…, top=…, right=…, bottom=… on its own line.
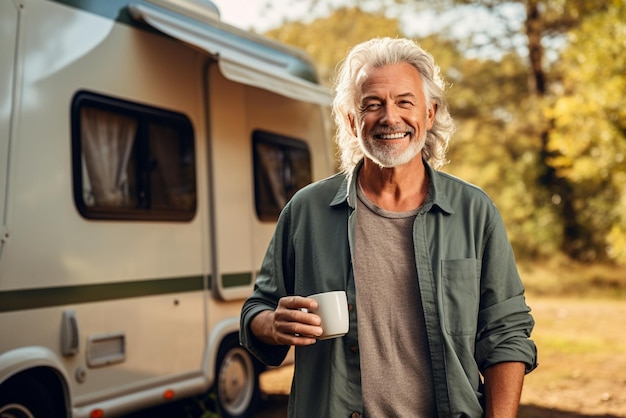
left=360, top=127, right=426, bottom=168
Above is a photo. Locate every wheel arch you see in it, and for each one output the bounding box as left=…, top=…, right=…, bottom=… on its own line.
left=204, top=316, right=241, bottom=387
left=209, top=325, right=264, bottom=418
left=204, top=316, right=266, bottom=384
left=0, top=347, right=70, bottom=417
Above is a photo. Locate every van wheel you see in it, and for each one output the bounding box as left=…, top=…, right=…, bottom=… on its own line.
left=215, top=334, right=261, bottom=418
left=0, top=374, right=60, bottom=418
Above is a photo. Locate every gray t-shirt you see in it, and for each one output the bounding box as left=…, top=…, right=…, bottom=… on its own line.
left=354, top=182, right=436, bottom=417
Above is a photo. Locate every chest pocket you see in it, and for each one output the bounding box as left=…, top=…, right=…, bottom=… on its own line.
left=442, top=258, right=481, bottom=335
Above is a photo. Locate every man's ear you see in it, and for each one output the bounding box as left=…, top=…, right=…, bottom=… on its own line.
left=427, top=103, right=437, bottom=129
left=348, top=114, right=358, bottom=137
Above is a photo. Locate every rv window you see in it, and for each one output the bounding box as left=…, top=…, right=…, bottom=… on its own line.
left=253, top=131, right=311, bottom=222
left=72, top=91, right=196, bottom=221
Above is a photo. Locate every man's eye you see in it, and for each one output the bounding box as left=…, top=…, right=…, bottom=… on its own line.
left=364, top=103, right=381, bottom=111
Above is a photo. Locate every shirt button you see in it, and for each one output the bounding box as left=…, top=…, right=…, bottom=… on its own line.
left=349, top=345, right=358, bottom=354
left=350, top=412, right=360, bottom=418
left=348, top=303, right=354, bottom=311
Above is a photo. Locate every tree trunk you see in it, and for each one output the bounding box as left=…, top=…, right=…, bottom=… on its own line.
left=525, top=0, right=583, bottom=259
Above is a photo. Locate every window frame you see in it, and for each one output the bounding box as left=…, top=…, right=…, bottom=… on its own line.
left=252, top=130, right=312, bottom=222
left=71, top=90, right=197, bottom=222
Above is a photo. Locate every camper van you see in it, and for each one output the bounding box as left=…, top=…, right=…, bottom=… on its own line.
left=0, top=0, right=333, bottom=417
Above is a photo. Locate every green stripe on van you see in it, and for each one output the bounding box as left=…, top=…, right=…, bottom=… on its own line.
left=0, top=276, right=205, bottom=313
left=222, top=273, right=252, bottom=288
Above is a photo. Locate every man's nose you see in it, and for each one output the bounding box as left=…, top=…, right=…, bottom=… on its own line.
left=380, top=103, right=401, bottom=125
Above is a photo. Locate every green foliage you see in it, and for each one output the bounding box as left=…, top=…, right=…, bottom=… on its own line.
left=197, top=392, right=222, bottom=418
left=545, top=2, right=626, bottom=263
left=442, top=51, right=562, bottom=259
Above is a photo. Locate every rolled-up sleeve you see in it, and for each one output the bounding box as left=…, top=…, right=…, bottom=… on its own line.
left=475, top=207, right=538, bottom=373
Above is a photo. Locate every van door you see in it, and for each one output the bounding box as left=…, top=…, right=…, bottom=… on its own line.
left=205, top=62, right=256, bottom=301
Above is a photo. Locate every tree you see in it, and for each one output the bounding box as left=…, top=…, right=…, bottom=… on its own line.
left=443, top=51, right=563, bottom=259
left=546, top=2, right=626, bottom=262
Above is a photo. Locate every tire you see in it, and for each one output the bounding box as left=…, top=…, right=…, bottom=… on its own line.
left=214, top=334, right=261, bottom=418
left=0, top=374, right=61, bottom=418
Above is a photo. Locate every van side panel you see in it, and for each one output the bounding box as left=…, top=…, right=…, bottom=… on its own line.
left=0, top=0, right=208, bottom=409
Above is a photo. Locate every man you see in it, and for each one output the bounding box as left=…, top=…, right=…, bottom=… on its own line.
left=240, top=37, right=537, bottom=418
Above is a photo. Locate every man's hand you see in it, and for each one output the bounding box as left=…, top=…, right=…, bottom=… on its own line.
left=250, top=296, right=323, bottom=346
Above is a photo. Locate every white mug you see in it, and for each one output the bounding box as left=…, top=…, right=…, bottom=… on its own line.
left=306, top=290, right=349, bottom=340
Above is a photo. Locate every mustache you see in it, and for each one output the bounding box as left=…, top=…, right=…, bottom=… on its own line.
left=370, top=126, right=415, bottom=136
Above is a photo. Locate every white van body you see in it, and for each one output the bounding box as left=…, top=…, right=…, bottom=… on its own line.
left=0, top=1, right=333, bottom=417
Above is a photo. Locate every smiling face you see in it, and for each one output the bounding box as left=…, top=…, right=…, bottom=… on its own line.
left=352, top=63, right=436, bottom=168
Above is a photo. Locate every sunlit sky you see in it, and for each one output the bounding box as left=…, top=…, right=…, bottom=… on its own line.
left=210, top=0, right=528, bottom=59
left=210, top=0, right=444, bottom=34
left=212, top=0, right=299, bottom=32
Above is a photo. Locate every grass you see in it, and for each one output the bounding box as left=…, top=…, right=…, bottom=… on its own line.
left=519, top=256, right=626, bottom=300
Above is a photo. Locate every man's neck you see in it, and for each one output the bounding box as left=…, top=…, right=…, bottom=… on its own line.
left=358, top=157, right=429, bottom=212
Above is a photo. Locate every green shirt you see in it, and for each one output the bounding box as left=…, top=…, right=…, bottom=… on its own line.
left=240, top=161, right=537, bottom=418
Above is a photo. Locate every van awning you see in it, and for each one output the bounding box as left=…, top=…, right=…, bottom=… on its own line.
left=127, top=1, right=332, bottom=106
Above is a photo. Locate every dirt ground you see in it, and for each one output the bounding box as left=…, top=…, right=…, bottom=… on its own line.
left=255, top=296, right=626, bottom=418
left=519, top=296, right=626, bottom=417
